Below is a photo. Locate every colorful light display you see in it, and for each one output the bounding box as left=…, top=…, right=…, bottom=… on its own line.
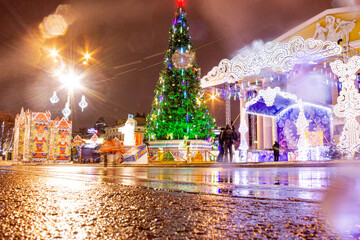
left=146, top=1, right=215, bottom=140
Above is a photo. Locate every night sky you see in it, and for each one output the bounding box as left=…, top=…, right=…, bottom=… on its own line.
left=0, top=0, right=353, bottom=130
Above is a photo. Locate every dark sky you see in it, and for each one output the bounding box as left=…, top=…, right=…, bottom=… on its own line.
left=0, top=0, right=354, bottom=129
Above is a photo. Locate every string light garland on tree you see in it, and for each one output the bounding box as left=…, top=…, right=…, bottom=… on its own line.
left=146, top=0, right=215, bottom=140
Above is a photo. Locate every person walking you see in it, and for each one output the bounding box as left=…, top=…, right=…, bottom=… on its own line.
left=223, top=125, right=234, bottom=163
left=216, top=128, right=225, bottom=162
left=272, top=141, right=280, bottom=162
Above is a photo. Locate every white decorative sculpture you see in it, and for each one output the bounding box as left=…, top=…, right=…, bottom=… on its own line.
left=62, top=102, right=71, bottom=120
left=313, top=22, right=327, bottom=41
left=238, top=110, right=249, bottom=151
left=238, top=110, right=249, bottom=161
left=119, top=114, right=136, bottom=146
left=296, top=100, right=310, bottom=161
left=79, top=95, right=88, bottom=112
left=259, top=87, right=280, bottom=107
left=201, top=36, right=342, bottom=88
left=50, top=91, right=59, bottom=104
left=313, top=15, right=356, bottom=44
left=330, top=56, right=360, bottom=157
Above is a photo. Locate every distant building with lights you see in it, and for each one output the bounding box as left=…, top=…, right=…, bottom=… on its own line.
left=103, top=113, right=146, bottom=145
left=12, top=108, right=72, bottom=162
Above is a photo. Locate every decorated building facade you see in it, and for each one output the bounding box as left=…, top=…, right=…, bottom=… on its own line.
left=201, top=7, right=360, bottom=161
left=12, top=108, right=72, bottom=162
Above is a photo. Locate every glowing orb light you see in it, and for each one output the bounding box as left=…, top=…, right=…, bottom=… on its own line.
left=58, top=69, right=82, bottom=90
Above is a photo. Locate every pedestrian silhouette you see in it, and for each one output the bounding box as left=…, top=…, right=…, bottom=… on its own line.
left=217, top=128, right=225, bottom=162
left=273, top=141, right=280, bottom=162
left=223, top=125, right=234, bottom=163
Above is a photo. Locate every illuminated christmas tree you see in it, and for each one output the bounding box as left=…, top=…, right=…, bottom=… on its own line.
left=146, top=0, right=215, bottom=140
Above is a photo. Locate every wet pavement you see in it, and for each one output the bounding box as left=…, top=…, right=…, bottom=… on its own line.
left=0, top=165, right=354, bottom=239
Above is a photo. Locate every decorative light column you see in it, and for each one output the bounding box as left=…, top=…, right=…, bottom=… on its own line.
left=330, top=56, right=360, bottom=158
left=225, top=82, right=231, bottom=125
left=263, top=117, right=272, bottom=149
left=257, top=116, right=263, bottom=149
left=296, top=100, right=310, bottom=161
left=239, top=109, right=249, bottom=161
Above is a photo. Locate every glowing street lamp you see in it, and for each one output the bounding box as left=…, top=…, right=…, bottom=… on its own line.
left=58, top=68, right=82, bottom=91
left=48, top=46, right=91, bottom=120
left=49, top=48, right=59, bottom=58
left=83, top=52, right=91, bottom=65
left=49, top=67, right=88, bottom=120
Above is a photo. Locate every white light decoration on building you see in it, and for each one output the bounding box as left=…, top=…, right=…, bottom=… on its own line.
left=330, top=56, right=360, bottom=157
left=237, top=87, right=318, bottom=162
left=50, top=91, right=59, bottom=104
left=259, top=87, right=279, bottom=107
left=296, top=100, right=310, bottom=161
left=118, top=114, right=136, bottom=146
left=239, top=87, right=299, bottom=152
left=62, top=102, right=71, bottom=120
left=244, top=87, right=298, bottom=110
left=79, top=95, right=88, bottom=112
left=201, top=36, right=342, bottom=88
left=238, top=110, right=249, bottom=161
left=313, top=15, right=356, bottom=44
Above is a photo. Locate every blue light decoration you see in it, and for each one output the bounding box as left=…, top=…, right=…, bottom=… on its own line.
left=276, top=103, right=331, bottom=151
left=186, top=113, right=189, bottom=122
left=184, top=91, right=187, bottom=99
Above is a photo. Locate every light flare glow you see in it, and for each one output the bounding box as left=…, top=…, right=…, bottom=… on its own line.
left=58, top=69, right=83, bottom=90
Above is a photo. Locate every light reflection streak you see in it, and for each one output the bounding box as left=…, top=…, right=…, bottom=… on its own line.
left=35, top=166, right=338, bottom=202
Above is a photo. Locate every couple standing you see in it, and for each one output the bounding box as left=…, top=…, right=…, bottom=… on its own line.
left=217, top=125, right=237, bottom=163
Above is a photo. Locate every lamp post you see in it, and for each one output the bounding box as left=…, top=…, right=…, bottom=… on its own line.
left=48, top=48, right=90, bottom=120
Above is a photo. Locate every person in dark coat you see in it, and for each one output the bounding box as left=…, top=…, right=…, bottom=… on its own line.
left=232, top=125, right=239, bottom=150
left=223, top=125, right=234, bottom=163
left=272, top=141, right=280, bottom=162
left=216, top=128, right=225, bottom=162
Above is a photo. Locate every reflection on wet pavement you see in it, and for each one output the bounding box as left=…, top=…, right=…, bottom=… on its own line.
left=23, top=166, right=338, bottom=202
left=0, top=167, right=341, bottom=239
